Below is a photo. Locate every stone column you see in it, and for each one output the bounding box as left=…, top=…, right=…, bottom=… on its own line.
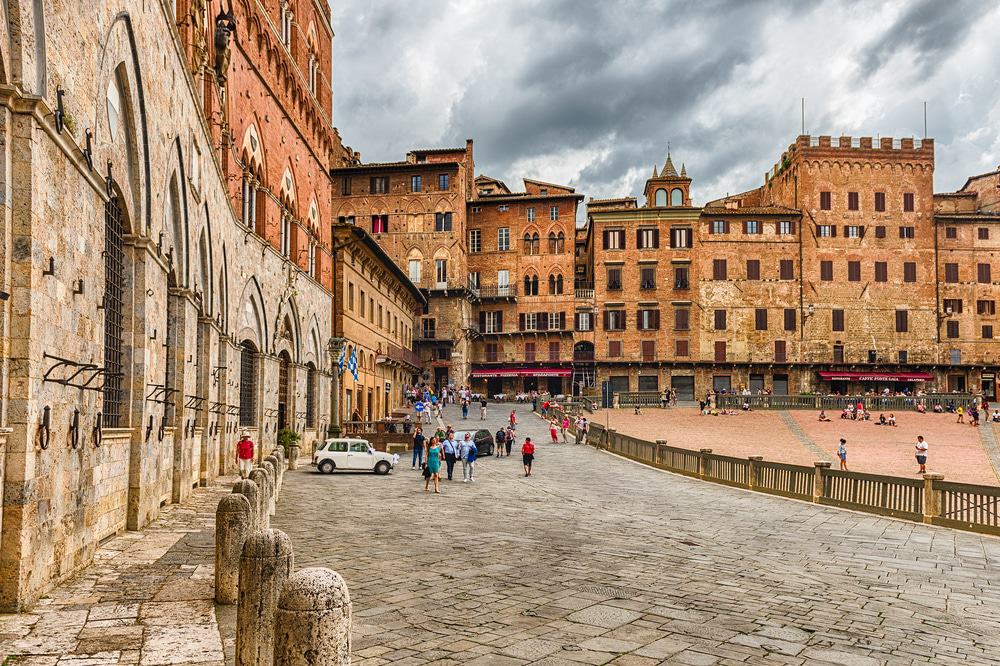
left=327, top=337, right=344, bottom=439
left=288, top=444, right=300, bottom=470
left=813, top=462, right=831, bottom=502
left=265, top=453, right=282, bottom=496
left=274, top=567, right=352, bottom=665
left=698, top=448, right=713, bottom=479
left=655, top=439, right=666, bottom=467
left=747, top=456, right=763, bottom=489
left=261, top=459, right=277, bottom=514
left=248, top=469, right=271, bottom=528
left=922, top=473, right=945, bottom=523
left=606, top=428, right=616, bottom=452
left=237, top=530, right=294, bottom=666
left=232, top=479, right=261, bottom=532
left=215, top=494, right=252, bottom=604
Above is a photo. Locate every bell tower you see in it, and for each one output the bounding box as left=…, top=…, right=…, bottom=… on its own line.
left=644, top=148, right=692, bottom=208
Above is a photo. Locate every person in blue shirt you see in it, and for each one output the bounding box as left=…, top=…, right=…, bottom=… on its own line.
left=459, top=433, right=477, bottom=482
left=441, top=434, right=459, bottom=481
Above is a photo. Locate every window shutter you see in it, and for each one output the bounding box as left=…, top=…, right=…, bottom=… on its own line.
left=742, top=221, right=748, bottom=234
left=790, top=221, right=796, bottom=234
left=859, top=225, right=865, bottom=238
left=636, top=228, right=642, bottom=249
left=560, top=312, right=566, bottom=329
left=603, top=311, right=610, bottom=330
left=653, top=310, right=660, bottom=330
left=653, top=229, right=659, bottom=248
left=602, top=229, right=610, bottom=249
left=831, top=225, right=837, bottom=237
left=479, top=311, right=486, bottom=331
left=724, top=220, right=730, bottom=234
left=519, top=313, right=525, bottom=331
left=538, top=314, right=548, bottom=331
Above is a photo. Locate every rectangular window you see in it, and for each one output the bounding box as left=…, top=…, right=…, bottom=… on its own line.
left=638, top=309, right=660, bottom=331
left=978, top=300, right=996, bottom=316
left=411, top=175, right=422, bottom=192
left=341, top=177, right=352, bottom=196
left=832, top=309, right=845, bottom=332
left=524, top=342, right=536, bottom=362
left=603, top=229, right=625, bottom=249
left=348, top=282, right=355, bottom=310
left=408, top=260, right=421, bottom=284
left=370, top=176, right=388, bottom=194
left=550, top=206, right=559, bottom=221
left=713, top=259, right=727, bottom=280
left=607, top=267, right=622, bottom=290
left=848, top=261, right=861, bottom=282
left=774, top=340, right=787, bottom=363
left=714, top=341, right=727, bottom=363
left=820, top=191, right=832, bottom=210
left=640, top=266, right=656, bottom=290
left=434, top=212, right=453, bottom=232
left=711, top=220, right=729, bottom=234
left=980, top=228, right=990, bottom=240
left=468, top=272, right=480, bottom=290
left=943, top=299, right=963, bottom=314
left=485, top=343, right=498, bottom=363
left=497, top=227, right=510, bottom=251
left=946, top=320, right=959, bottom=339
left=874, top=262, right=887, bottom=282
left=847, top=191, right=859, bottom=210
left=714, top=309, right=727, bottom=331
left=895, top=309, right=909, bottom=333
left=637, top=227, right=659, bottom=249
left=468, top=229, right=481, bottom=253
left=670, top=227, right=692, bottom=248
left=779, top=259, right=794, bottom=280
left=746, top=259, right=760, bottom=280
left=575, top=311, right=593, bottom=331
left=523, top=312, right=538, bottom=331
left=675, top=339, right=689, bottom=357
left=371, top=214, right=389, bottom=234
left=608, top=340, right=623, bottom=358
left=817, top=225, right=835, bottom=237
left=985, top=325, right=995, bottom=339
left=549, top=341, right=561, bottom=361
left=604, top=310, right=626, bottom=331
left=979, top=263, right=992, bottom=284
left=498, top=204, right=509, bottom=212
left=903, top=262, right=916, bottom=283
left=744, top=220, right=761, bottom=234
left=833, top=344, right=845, bottom=364
left=945, top=226, right=957, bottom=239
left=421, top=318, right=435, bottom=338
left=674, top=308, right=690, bottom=331
left=435, top=258, right=447, bottom=285
left=899, top=226, right=915, bottom=239
left=875, top=226, right=886, bottom=238
left=527, top=207, right=535, bottom=222
left=945, top=263, right=959, bottom=283
left=820, top=261, right=833, bottom=281
left=845, top=225, right=864, bottom=238
left=778, top=220, right=795, bottom=235
left=903, top=192, right=915, bottom=212
left=641, top=340, right=655, bottom=362
left=497, top=270, right=510, bottom=294
left=874, top=192, right=885, bottom=212
left=548, top=312, right=562, bottom=330
left=755, top=308, right=768, bottom=331
left=674, top=266, right=690, bottom=289
left=784, top=308, right=796, bottom=331
left=438, top=173, right=450, bottom=190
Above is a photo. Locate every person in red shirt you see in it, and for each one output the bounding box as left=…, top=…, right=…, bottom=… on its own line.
left=236, top=430, right=255, bottom=479
left=521, top=436, right=535, bottom=477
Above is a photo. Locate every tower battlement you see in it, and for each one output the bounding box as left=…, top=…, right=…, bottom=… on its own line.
left=766, top=134, right=934, bottom=183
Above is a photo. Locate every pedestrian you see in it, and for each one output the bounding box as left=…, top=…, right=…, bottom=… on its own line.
left=560, top=415, right=570, bottom=443
left=956, top=405, right=964, bottom=424
left=549, top=418, right=559, bottom=443
left=424, top=436, right=442, bottom=493
left=574, top=416, right=584, bottom=444
left=661, top=389, right=669, bottom=408
left=460, top=433, right=477, bottom=482
left=461, top=399, right=469, bottom=420
left=236, top=430, right=255, bottom=479
left=509, top=409, right=517, bottom=431
left=411, top=426, right=426, bottom=469
left=837, top=438, right=848, bottom=471
left=442, top=433, right=459, bottom=481
left=522, top=436, right=535, bottom=477
left=505, top=426, right=514, bottom=457
left=495, top=427, right=506, bottom=457
left=480, top=396, right=488, bottom=420
left=915, top=435, right=928, bottom=474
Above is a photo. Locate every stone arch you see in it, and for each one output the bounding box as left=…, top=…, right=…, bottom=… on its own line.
left=218, top=244, right=229, bottom=331
left=274, top=295, right=302, bottom=362
left=654, top=188, right=667, bottom=206
left=304, top=316, right=323, bottom=369
left=236, top=276, right=268, bottom=351
left=196, top=219, right=213, bottom=315
left=162, top=165, right=189, bottom=286
left=670, top=188, right=683, bottom=206
left=241, top=123, right=266, bottom=174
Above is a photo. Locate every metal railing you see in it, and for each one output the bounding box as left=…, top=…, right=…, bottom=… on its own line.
left=616, top=391, right=669, bottom=408
left=477, top=284, right=518, bottom=299
left=584, top=422, right=1000, bottom=536
left=376, top=343, right=423, bottom=369
left=716, top=394, right=979, bottom=411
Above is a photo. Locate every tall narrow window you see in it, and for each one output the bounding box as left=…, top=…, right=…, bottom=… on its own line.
left=903, top=192, right=915, bottom=212
left=978, top=263, right=992, bottom=284
left=895, top=310, right=909, bottom=333
left=103, top=197, right=126, bottom=427
left=746, top=259, right=761, bottom=280
left=435, top=259, right=447, bottom=286
left=832, top=309, right=845, bottom=332
left=239, top=341, right=258, bottom=426
left=498, top=228, right=510, bottom=251
left=820, top=191, right=831, bottom=210
left=438, top=173, right=450, bottom=190
left=820, top=261, right=833, bottom=281
left=755, top=308, right=768, bottom=331
left=875, top=262, right=888, bottom=282
left=847, top=192, right=859, bottom=210
left=874, top=192, right=885, bottom=212
left=779, top=259, right=794, bottom=280
left=280, top=215, right=291, bottom=256
left=903, top=262, right=916, bottom=283
left=713, top=259, right=727, bottom=280
left=469, top=229, right=481, bottom=253
left=305, top=363, right=317, bottom=427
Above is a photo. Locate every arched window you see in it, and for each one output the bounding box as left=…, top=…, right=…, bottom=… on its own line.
left=655, top=188, right=667, bottom=206
left=548, top=232, right=557, bottom=254
left=277, top=351, right=291, bottom=430
left=557, top=231, right=565, bottom=253
left=556, top=274, right=564, bottom=294
left=305, top=362, right=317, bottom=428
left=671, top=188, right=684, bottom=206
left=548, top=274, right=556, bottom=294
left=523, top=274, right=539, bottom=296
left=524, top=274, right=531, bottom=294
left=523, top=232, right=533, bottom=255
left=102, top=195, right=126, bottom=427
left=532, top=232, right=540, bottom=254
left=239, top=341, right=258, bottom=426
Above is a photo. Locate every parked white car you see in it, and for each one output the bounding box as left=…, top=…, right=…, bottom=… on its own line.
left=313, top=438, right=399, bottom=475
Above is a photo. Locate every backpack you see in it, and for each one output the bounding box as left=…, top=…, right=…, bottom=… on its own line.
left=496, top=430, right=506, bottom=444
left=467, top=445, right=478, bottom=463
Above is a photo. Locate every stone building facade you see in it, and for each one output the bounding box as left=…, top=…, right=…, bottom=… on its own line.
left=332, top=223, right=424, bottom=426
left=0, top=0, right=346, bottom=610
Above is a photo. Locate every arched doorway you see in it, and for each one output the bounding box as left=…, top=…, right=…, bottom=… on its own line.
left=278, top=350, right=291, bottom=431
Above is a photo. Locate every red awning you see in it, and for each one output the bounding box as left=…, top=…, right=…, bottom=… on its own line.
left=471, top=368, right=571, bottom=379
left=817, top=371, right=933, bottom=382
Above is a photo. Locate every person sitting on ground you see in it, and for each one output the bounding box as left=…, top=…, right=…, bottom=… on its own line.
left=933, top=402, right=943, bottom=413
left=634, top=404, right=642, bottom=415
left=862, top=410, right=871, bottom=421
left=993, top=409, right=1000, bottom=423
left=888, top=413, right=897, bottom=427
left=742, top=400, right=751, bottom=411
left=840, top=408, right=850, bottom=420
left=819, top=410, right=832, bottom=422
left=916, top=403, right=927, bottom=414
left=876, top=413, right=887, bottom=426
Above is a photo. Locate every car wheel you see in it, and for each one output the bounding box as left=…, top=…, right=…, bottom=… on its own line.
left=318, top=460, right=335, bottom=474
left=374, top=461, right=391, bottom=475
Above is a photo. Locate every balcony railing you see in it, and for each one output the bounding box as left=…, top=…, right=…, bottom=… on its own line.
left=377, top=343, right=423, bottom=369
left=575, top=289, right=595, bottom=300
left=477, top=284, right=518, bottom=299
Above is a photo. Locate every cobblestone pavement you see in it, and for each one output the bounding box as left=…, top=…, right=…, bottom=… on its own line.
left=0, top=480, right=236, bottom=665
left=275, top=403, right=1000, bottom=665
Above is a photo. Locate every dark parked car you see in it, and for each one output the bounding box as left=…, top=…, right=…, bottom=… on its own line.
left=454, top=429, right=495, bottom=457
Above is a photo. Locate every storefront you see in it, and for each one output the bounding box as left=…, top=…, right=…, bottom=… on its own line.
left=471, top=367, right=571, bottom=396
left=816, top=370, right=933, bottom=395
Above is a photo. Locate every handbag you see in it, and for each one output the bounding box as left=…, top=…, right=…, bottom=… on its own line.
left=422, top=465, right=431, bottom=479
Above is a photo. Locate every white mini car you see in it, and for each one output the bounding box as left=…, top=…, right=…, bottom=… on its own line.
left=313, top=438, right=399, bottom=475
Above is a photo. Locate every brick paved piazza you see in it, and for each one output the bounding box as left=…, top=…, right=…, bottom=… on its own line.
left=274, top=403, right=1000, bottom=665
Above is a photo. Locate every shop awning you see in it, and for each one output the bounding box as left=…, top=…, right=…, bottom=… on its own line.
left=471, top=367, right=571, bottom=378
left=817, top=371, right=933, bottom=382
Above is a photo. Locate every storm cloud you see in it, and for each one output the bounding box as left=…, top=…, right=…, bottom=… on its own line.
left=331, top=0, right=1000, bottom=204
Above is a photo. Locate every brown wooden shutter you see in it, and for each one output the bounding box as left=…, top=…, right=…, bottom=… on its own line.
left=538, top=314, right=548, bottom=331
left=653, top=310, right=660, bottom=330
left=519, top=313, right=526, bottom=331
left=479, top=311, right=486, bottom=331
left=724, top=220, right=730, bottom=233
left=652, top=229, right=659, bottom=248
left=603, top=310, right=610, bottom=330
left=560, top=312, right=566, bottom=329
left=602, top=229, right=610, bottom=249
left=831, top=225, right=837, bottom=237
left=742, top=221, right=748, bottom=234
left=497, top=311, right=503, bottom=333
left=636, top=228, right=642, bottom=249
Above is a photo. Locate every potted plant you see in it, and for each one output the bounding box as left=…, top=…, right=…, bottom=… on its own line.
left=277, top=428, right=301, bottom=459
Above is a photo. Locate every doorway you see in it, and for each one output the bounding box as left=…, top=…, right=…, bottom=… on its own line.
left=712, top=375, right=731, bottom=393
left=487, top=377, right=503, bottom=396
left=773, top=374, right=789, bottom=395
left=434, top=367, right=449, bottom=392
left=749, top=374, right=764, bottom=394
left=546, top=377, right=563, bottom=395
left=671, top=375, right=694, bottom=401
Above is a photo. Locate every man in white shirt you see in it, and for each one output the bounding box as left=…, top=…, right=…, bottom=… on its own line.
left=914, top=435, right=928, bottom=474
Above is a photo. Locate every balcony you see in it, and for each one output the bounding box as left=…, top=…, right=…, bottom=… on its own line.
left=477, top=284, right=518, bottom=300
left=575, top=288, right=595, bottom=300
left=376, top=343, right=423, bottom=370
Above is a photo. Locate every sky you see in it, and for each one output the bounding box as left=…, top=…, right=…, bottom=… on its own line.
left=330, top=0, right=1000, bottom=204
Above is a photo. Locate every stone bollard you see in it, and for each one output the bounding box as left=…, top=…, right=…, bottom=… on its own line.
left=697, top=448, right=713, bottom=479
left=747, top=456, right=763, bottom=489
left=232, top=479, right=262, bottom=532
left=273, top=567, right=352, bottom=665
left=216, top=494, right=253, bottom=605
left=813, top=461, right=831, bottom=502
left=249, top=469, right=272, bottom=529
left=271, top=449, right=285, bottom=484
left=288, top=444, right=300, bottom=470
left=922, top=473, right=945, bottom=523
left=237, top=529, right=294, bottom=666
left=265, top=454, right=282, bottom=497
left=262, top=460, right=277, bottom=516
left=655, top=439, right=667, bottom=468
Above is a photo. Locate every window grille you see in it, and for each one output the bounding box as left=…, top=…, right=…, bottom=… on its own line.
left=103, top=197, right=126, bottom=427
left=239, top=341, right=258, bottom=426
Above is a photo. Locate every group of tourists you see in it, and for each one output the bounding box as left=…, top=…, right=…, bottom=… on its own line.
left=833, top=434, right=929, bottom=474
